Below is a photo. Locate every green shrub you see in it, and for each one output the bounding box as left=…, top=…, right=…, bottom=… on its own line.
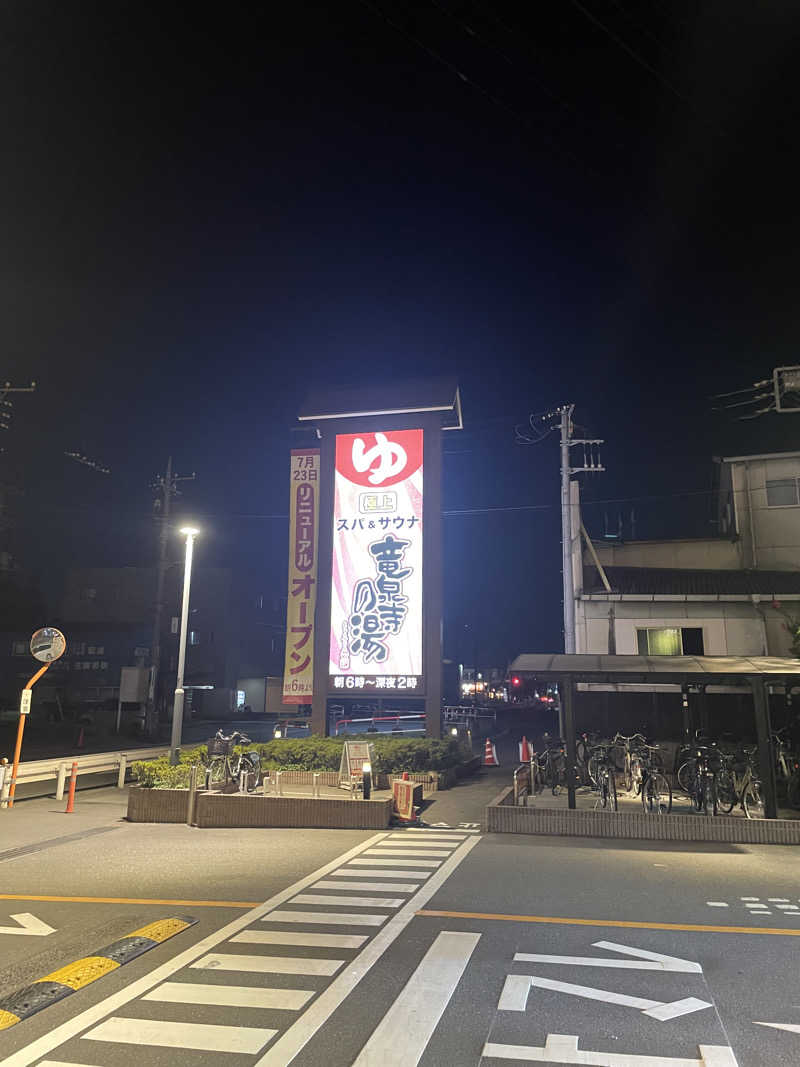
left=130, top=735, right=472, bottom=787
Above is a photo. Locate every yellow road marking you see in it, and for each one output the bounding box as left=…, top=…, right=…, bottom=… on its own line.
left=417, top=909, right=800, bottom=937
left=128, top=917, right=192, bottom=942
left=0, top=1009, right=21, bottom=1030
left=38, top=956, right=119, bottom=990
left=0, top=894, right=257, bottom=908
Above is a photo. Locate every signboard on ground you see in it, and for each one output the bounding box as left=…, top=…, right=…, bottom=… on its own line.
left=338, top=740, right=376, bottom=789
left=392, top=778, right=416, bottom=821
left=283, top=448, right=320, bottom=704
left=19, top=690, right=31, bottom=716
left=329, top=428, right=424, bottom=696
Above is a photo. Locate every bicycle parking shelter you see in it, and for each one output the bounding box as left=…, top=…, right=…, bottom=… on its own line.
left=508, top=653, right=800, bottom=819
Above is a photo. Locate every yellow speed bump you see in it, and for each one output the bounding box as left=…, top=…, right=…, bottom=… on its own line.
left=0, top=914, right=197, bottom=1030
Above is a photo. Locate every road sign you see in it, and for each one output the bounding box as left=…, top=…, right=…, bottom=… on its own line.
left=19, top=690, right=31, bottom=716
left=29, top=627, right=66, bottom=662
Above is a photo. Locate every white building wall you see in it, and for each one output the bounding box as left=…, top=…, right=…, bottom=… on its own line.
left=575, top=599, right=769, bottom=656
left=727, top=454, right=800, bottom=570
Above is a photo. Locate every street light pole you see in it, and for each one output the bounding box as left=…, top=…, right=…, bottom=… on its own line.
left=170, top=527, right=199, bottom=765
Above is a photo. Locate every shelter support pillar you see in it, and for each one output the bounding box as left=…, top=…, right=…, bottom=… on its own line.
left=311, top=429, right=336, bottom=737
left=680, top=686, right=691, bottom=740
left=696, top=686, right=710, bottom=737
left=563, top=673, right=577, bottom=810
left=751, top=677, right=777, bottom=819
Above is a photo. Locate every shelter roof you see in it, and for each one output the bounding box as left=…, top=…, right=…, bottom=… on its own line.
left=298, top=377, right=462, bottom=429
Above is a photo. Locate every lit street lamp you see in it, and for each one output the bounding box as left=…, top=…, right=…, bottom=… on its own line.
left=170, top=525, right=200, bottom=765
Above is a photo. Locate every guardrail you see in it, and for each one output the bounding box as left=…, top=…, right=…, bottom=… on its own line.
left=0, top=747, right=169, bottom=806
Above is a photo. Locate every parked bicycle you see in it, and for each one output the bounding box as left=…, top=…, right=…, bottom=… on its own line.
left=637, top=745, right=672, bottom=814
left=204, top=729, right=261, bottom=791
left=687, top=742, right=722, bottom=816
left=716, top=747, right=764, bottom=819
left=588, top=743, right=618, bottom=811
left=612, top=732, right=648, bottom=793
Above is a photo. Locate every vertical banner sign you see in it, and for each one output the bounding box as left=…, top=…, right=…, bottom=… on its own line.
left=330, top=429, right=423, bottom=695
left=283, top=448, right=320, bottom=704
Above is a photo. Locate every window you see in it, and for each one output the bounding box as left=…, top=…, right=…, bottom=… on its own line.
left=71, top=642, right=86, bottom=656
left=637, top=627, right=704, bottom=656
left=80, top=587, right=97, bottom=600
left=88, top=646, right=96, bottom=655
left=189, top=631, right=200, bottom=645
left=95, top=645, right=104, bottom=655
left=10, top=641, right=27, bottom=656
left=766, top=478, right=800, bottom=507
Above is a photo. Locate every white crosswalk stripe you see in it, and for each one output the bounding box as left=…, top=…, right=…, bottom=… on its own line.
left=230, top=929, right=368, bottom=948
left=328, top=867, right=430, bottom=879
left=364, top=848, right=453, bottom=857
left=143, top=982, right=315, bottom=1010
left=84, top=1018, right=276, bottom=1053
left=313, top=879, right=418, bottom=892
left=191, top=953, right=345, bottom=975
left=348, top=857, right=442, bottom=868
left=290, top=893, right=405, bottom=908
left=264, top=909, right=388, bottom=925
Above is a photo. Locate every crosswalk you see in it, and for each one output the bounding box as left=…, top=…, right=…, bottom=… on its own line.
left=6, top=827, right=480, bottom=1067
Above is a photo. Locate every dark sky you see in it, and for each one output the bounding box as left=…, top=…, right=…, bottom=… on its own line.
left=2, top=1, right=799, bottom=665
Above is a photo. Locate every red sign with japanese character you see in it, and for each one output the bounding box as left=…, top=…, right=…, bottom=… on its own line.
left=283, top=449, right=320, bottom=704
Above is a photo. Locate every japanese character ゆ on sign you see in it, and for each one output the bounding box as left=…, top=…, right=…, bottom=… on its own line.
left=283, top=449, right=320, bottom=704
left=330, top=429, right=423, bottom=693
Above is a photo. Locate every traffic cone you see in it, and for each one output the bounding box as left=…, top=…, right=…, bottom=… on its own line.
left=75, top=726, right=85, bottom=749
left=483, top=738, right=499, bottom=766
left=519, top=735, right=530, bottom=762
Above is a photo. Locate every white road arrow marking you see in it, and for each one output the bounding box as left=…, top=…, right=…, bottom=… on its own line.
left=754, top=1021, right=800, bottom=1034
left=0, top=912, right=56, bottom=936
left=499, top=974, right=712, bottom=1021
left=483, top=1034, right=738, bottom=1065
left=514, top=940, right=702, bottom=974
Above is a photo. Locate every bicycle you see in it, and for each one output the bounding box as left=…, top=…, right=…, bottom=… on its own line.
left=689, top=743, right=721, bottom=816
left=204, top=729, right=261, bottom=791
left=612, top=732, right=648, bottom=793
left=716, top=747, right=764, bottom=819
left=589, top=743, right=618, bottom=811
left=540, top=742, right=567, bottom=796
left=637, top=746, right=672, bottom=814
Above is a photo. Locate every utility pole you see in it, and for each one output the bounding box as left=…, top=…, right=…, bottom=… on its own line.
left=146, top=458, right=196, bottom=738
left=560, top=406, right=576, bottom=654
left=517, top=405, right=604, bottom=655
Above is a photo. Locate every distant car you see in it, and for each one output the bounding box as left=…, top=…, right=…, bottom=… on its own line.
left=272, top=720, right=311, bottom=739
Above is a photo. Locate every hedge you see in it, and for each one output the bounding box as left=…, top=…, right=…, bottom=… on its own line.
left=131, top=735, right=472, bottom=788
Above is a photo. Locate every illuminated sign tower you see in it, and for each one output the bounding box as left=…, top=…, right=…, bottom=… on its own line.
left=297, top=379, right=462, bottom=738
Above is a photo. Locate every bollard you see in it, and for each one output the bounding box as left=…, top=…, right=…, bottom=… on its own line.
left=239, top=769, right=246, bottom=794
left=65, top=761, right=78, bottom=813
left=186, top=764, right=198, bottom=825
left=117, top=754, right=127, bottom=789
left=55, top=762, right=67, bottom=801
left=262, top=777, right=269, bottom=797
left=313, top=772, right=320, bottom=798
left=0, top=759, right=7, bottom=809
left=276, top=770, right=283, bottom=796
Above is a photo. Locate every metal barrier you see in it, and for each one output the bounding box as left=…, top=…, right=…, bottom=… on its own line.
left=0, top=747, right=169, bottom=806
left=513, top=763, right=531, bottom=805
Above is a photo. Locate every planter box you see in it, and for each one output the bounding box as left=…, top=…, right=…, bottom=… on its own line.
left=126, top=786, right=189, bottom=823
left=195, top=792, right=392, bottom=829
left=485, top=787, right=800, bottom=845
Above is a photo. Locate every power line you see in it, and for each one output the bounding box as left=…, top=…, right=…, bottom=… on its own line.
left=569, top=0, right=691, bottom=106
left=355, top=0, right=605, bottom=180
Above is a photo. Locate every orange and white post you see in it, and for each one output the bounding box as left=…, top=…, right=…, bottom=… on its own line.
left=7, top=662, right=52, bottom=809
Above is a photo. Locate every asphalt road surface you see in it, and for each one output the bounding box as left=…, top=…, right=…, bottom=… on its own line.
left=1, top=782, right=800, bottom=1066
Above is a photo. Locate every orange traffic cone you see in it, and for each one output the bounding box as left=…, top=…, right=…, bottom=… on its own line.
left=519, top=735, right=531, bottom=762
left=483, top=738, right=499, bottom=766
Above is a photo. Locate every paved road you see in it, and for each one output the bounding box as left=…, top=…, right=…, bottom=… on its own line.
left=2, top=774, right=799, bottom=1065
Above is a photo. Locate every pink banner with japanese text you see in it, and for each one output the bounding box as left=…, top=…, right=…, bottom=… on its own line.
left=283, top=448, right=319, bottom=704
left=330, top=428, right=423, bottom=696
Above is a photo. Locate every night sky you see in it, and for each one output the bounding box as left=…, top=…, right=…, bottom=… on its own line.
left=2, top=1, right=799, bottom=667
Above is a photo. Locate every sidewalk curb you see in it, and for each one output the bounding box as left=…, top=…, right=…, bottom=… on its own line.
left=0, top=915, right=197, bottom=1030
